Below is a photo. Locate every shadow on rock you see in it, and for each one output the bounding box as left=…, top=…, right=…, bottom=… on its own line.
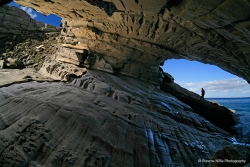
left=160, top=72, right=236, bottom=134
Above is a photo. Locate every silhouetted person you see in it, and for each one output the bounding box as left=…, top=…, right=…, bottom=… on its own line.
left=200, top=88, right=205, bottom=102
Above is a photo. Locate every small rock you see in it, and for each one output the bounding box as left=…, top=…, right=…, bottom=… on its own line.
left=6, top=58, right=24, bottom=69
left=0, top=60, right=4, bottom=69
left=7, top=58, right=16, bottom=63
left=25, top=60, right=35, bottom=66
left=35, top=45, right=45, bottom=52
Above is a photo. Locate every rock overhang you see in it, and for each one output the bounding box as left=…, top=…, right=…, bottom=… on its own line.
left=13, top=0, right=250, bottom=83
left=1, top=2, right=249, bottom=166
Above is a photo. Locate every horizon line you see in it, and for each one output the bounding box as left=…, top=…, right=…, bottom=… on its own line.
left=205, top=97, right=250, bottom=99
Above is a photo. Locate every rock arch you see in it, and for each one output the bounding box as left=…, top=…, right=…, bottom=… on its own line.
left=1, top=2, right=249, bottom=166
left=12, top=0, right=250, bottom=84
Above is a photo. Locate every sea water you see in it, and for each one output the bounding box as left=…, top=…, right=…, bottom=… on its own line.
left=207, top=97, right=250, bottom=145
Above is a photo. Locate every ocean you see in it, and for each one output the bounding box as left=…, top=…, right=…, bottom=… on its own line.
left=207, top=97, right=250, bottom=145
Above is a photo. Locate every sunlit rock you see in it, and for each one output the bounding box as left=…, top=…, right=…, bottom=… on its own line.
left=0, top=1, right=250, bottom=167
left=12, top=0, right=250, bottom=83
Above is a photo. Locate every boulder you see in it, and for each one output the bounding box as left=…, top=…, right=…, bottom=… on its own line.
left=5, top=58, right=24, bottom=69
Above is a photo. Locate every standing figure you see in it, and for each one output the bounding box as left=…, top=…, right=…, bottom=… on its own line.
left=200, top=88, right=205, bottom=102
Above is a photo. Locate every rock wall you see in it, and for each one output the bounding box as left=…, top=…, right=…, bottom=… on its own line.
left=0, top=5, right=60, bottom=69
left=13, top=0, right=250, bottom=83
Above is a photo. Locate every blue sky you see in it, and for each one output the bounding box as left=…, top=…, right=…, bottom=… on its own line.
left=8, top=1, right=61, bottom=27
left=8, top=1, right=250, bottom=98
left=162, top=59, right=250, bottom=98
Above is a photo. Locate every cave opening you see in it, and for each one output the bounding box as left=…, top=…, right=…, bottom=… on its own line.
left=161, top=59, right=250, bottom=98
left=8, top=1, right=62, bottom=27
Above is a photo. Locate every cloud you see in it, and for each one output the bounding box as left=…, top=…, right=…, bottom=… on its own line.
left=182, top=78, right=250, bottom=97
left=20, top=6, right=37, bottom=19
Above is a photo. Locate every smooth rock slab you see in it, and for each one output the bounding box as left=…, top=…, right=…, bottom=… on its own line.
left=0, top=71, right=235, bottom=167
left=0, top=68, right=53, bottom=88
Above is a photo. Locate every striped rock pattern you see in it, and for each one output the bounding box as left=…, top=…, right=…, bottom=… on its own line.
left=14, top=0, right=250, bottom=83
left=0, top=70, right=233, bottom=167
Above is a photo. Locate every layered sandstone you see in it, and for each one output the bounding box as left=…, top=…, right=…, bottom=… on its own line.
left=13, top=0, right=250, bottom=84
left=0, top=1, right=249, bottom=167
left=0, top=68, right=53, bottom=87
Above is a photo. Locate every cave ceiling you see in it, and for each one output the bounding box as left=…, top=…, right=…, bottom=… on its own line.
left=14, top=0, right=250, bottom=83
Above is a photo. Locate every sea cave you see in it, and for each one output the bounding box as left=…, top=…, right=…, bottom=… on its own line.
left=0, top=0, right=250, bottom=166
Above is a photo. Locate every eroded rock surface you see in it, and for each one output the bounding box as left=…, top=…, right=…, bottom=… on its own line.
left=0, top=70, right=236, bottom=167
left=0, top=5, right=87, bottom=82
left=0, top=5, right=60, bottom=69
left=0, top=2, right=249, bottom=167
left=12, top=0, right=250, bottom=83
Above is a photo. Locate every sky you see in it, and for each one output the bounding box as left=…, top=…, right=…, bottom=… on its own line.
left=8, top=1, right=61, bottom=27
left=162, top=59, right=250, bottom=98
left=8, top=1, right=250, bottom=98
